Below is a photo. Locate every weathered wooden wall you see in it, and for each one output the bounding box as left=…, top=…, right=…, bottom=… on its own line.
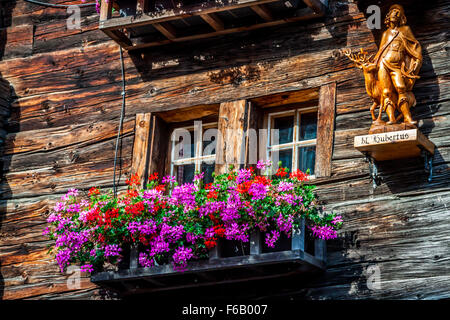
left=0, top=0, right=448, bottom=299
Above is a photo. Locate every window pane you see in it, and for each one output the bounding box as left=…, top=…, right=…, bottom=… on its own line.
left=299, top=112, right=317, bottom=141
left=175, top=130, right=195, bottom=159
left=175, top=164, right=195, bottom=184
left=272, top=149, right=292, bottom=173
left=273, top=116, right=294, bottom=145
left=203, top=128, right=217, bottom=156
left=298, top=146, right=316, bottom=175
left=201, top=162, right=215, bottom=184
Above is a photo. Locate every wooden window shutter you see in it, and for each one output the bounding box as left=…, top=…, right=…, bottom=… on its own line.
left=215, top=100, right=261, bottom=174
left=131, top=113, right=169, bottom=187
left=315, top=82, right=337, bottom=178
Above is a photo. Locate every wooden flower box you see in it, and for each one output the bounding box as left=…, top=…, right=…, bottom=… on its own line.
left=91, top=220, right=326, bottom=296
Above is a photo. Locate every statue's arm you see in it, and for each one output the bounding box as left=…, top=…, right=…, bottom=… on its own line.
left=401, top=26, right=422, bottom=72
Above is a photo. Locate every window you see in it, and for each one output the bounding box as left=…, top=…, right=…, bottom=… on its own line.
left=170, top=121, right=217, bottom=184
left=267, top=107, right=318, bottom=177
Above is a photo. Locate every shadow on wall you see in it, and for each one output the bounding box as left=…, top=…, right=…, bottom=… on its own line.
left=0, top=0, right=18, bottom=300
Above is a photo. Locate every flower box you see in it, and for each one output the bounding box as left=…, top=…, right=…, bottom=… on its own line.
left=44, top=161, right=341, bottom=295
left=90, top=223, right=326, bottom=296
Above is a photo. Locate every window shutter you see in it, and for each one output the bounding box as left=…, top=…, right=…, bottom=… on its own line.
left=215, top=100, right=261, bottom=174
left=315, top=82, right=336, bottom=178
left=131, top=113, right=169, bottom=187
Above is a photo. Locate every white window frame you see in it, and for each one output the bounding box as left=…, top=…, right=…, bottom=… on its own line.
left=267, top=106, right=318, bottom=179
left=170, top=121, right=217, bottom=180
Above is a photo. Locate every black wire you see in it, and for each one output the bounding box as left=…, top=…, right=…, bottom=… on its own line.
left=23, top=0, right=96, bottom=8
left=113, top=46, right=126, bottom=198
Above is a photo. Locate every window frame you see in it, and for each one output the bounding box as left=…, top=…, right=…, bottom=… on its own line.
left=169, top=121, right=218, bottom=181
left=266, top=106, right=318, bottom=179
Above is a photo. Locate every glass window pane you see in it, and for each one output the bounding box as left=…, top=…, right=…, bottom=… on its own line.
left=203, top=128, right=217, bottom=156
left=174, top=130, right=195, bottom=159
left=201, top=162, right=215, bottom=184
left=175, top=164, right=195, bottom=184
left=272, top=149, right=293, bottom=173
left=299, top=112, right=317, bottom=141
left=273, top=116, right=294, bottom=145
left=298, top=146, right=316, bottom=175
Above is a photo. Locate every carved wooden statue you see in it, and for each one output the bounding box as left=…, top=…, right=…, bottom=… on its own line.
left=343, top=4, right=422, bottom=134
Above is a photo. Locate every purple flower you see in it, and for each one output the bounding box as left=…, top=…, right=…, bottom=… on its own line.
left=236, top=168, right=253, bottom=184
left=162, top=175, right=176, bottom=184
left=80, top=264, right=94, bottom=273
left=248, top=183, right=267, bottom=200
left=169, top=183, right=197, bottom=212
left=265, top=230, right=280, bottom=248
left=104, top=244, right=122, bottom=258
left=256, top=160, right=272, bottom=171
left=53, top=202, right=65, bottom=213
left=173, top=246, right=193, bottom=269
left=194, top=172, right=205, bottom=181
left=276, top=214, right=293, bottom=233
left=225, top=223, right=249, bottom=242
left=311, top=225, right=338, bottom=240
left=332, top=215, right=343, bottom=225
left=55, top=248, right=71, bottom=273
left=139, top=251, right=154, bottom=268
left=277, top=181, right=294, bottom=192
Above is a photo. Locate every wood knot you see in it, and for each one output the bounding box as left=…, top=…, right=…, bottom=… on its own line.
left=139, top=120, right=146, bottom=127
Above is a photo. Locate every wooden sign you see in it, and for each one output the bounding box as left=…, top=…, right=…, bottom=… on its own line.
left=354, top=129, right=435, bottom=161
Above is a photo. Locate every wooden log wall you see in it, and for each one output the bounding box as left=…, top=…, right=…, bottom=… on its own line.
left=0, top=0, right=448, bottom=299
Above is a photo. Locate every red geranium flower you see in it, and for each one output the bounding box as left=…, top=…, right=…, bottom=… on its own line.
left=275, top=167, right=288, bottom=177
left=237, top=181, right=252, bottom=194
left=88, top=187, right=100, bottom=196
left=207, top=190, right=218, bottom=199
left=205, top=237, right=217, bottom=249
left=148, top=172, right=158, bottom=181
left=126, top=173, right=140, bottom=186
left=213, top=224, right=226, bottom=238
left=290, top=169, right=309, bottom=181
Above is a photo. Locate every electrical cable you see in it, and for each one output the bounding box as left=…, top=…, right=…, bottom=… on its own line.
left=23, top=0, right=96, bottom=8
left=113, top=46, right=126, bottom=198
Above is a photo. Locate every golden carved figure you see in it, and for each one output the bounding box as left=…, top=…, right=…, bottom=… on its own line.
left=343, top=4, right=422, bottom=132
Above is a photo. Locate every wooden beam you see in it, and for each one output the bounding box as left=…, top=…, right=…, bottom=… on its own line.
left=153, top=22, right=177, bottom=40
left=315, top=82, right=336, bottom=178
left=251, top=4, right=273, bottom=21
left=99, top=0, right=113, bottom=21
left=136, top=0, right=148, bottom=14
left=302, top=0, right=327, bottom=15
left=103, top=29, right=133, bottom=49
left=131, top=113, right=152, bottom=187
left=130, top=12, right=322, bottom=50
left=99, top=0, right=281, bottom=31
left=200, top=13, right=224, bottom=31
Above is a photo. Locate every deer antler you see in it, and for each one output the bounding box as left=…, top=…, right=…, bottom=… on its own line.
left=342, top=48, right=373, bottom=68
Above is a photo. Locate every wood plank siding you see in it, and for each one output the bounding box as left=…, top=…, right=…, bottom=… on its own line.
left=0, top=0, right=449, bottom=300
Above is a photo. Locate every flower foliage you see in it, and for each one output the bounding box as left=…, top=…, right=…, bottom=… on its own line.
left=44, top=161, right=342, bottom=273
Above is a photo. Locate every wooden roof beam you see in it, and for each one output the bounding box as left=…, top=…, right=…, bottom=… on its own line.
left=130, top=11, right=320, bottom=51
left=200, top=13, right=224, bottom=31
left=302, top=0, right=327, bottom=15
left=99, top=0, right=281, bottom=31
left=153, top=22, right=177, bottom=40
left=251, top=4, right=273, bottom=21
